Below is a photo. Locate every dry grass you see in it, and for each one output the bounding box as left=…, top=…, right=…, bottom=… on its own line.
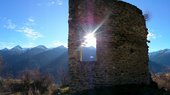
left=152, top=73, right=170, bottom=91
left=0, top=71, right=59, bottom=95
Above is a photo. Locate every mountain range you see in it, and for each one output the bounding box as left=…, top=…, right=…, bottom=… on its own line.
left=149, top=49, right=170, bottom=73
left=0, top=45, right=96, bottom=83
left=0, top=45, right=68, bottom=82
left=0, top=45, right=170, bottom=82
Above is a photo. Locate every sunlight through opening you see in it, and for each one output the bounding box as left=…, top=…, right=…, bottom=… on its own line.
left=82, top=33, right=96, bottom=48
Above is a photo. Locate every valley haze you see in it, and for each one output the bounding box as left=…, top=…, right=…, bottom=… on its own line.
left=0, top=45, right=170, bottom=83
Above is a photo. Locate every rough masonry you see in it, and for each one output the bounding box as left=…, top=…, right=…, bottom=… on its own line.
left=68, top=0, right=150, bottom=93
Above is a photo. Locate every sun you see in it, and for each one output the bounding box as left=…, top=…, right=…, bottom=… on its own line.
left=82, top=33, right=96, bottom=47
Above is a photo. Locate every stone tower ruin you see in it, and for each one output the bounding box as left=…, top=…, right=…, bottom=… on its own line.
left=68, top=0, right=150, bottom=92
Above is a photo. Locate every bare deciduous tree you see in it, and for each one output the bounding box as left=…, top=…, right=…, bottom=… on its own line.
left=144, top=11, right=151, bottom=21
left=19, top=69, right=55, bottom=95
left=0, top=55, right=3, bottom=73
left=57, top=66, right=69, bottom=87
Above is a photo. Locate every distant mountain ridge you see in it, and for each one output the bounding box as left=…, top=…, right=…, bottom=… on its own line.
left=0, top=46, right=170, bottom=81
left=149, top=49, right=170, bottom=73
left=0, top=45, right=68, bottom=81
left=0, top=45, right=96, bottom=83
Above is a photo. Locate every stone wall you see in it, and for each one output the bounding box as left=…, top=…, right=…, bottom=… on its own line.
left=68, top=0, right=150, bottom=93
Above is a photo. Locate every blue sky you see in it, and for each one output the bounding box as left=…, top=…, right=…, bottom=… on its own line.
left=0, top=0, right=170, bottom=52
left=0, top=0, right=68, bottom=49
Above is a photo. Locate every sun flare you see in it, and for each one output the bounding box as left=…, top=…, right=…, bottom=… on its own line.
left=82, top=33, right=96, bottom=47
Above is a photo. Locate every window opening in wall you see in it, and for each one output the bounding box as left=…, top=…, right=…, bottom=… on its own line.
left=81, top=32, right=96, bottom=61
